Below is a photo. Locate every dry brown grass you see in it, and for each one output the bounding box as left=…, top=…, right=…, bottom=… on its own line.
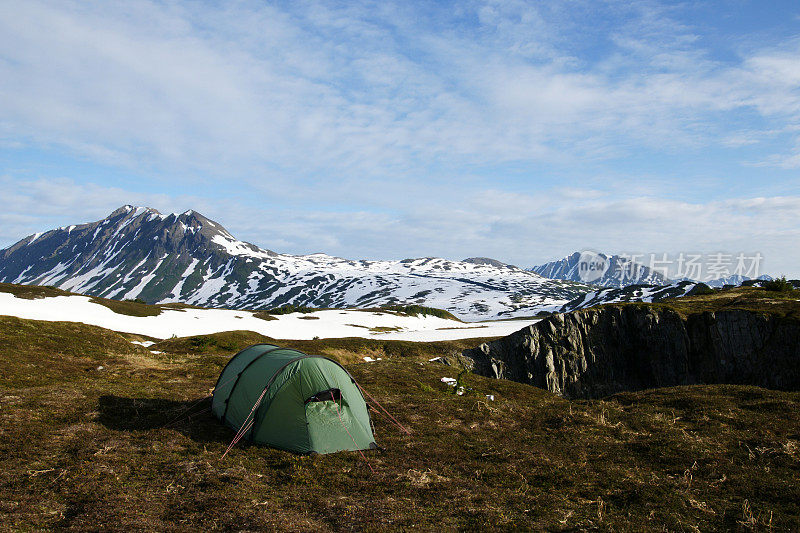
left=1, top=315, right=799, bottom=530
left=598, top=285, right=800, bottom=320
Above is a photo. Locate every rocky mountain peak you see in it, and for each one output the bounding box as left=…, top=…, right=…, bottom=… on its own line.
left=462, top=257, right=516, bottom=269
left=530, top=251, right=670, bottom=288
left=109, top=204, right=158, bottom=216
left=0, top=207, right=592, bottom=318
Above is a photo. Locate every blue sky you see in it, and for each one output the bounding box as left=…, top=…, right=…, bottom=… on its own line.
left=1, top=0, right=799, bottom=276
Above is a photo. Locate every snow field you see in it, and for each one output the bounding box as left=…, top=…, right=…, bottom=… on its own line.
left=0, top=293, right=535, bottom=341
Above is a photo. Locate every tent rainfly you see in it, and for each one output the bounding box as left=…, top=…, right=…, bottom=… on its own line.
left=212, top=344, right=377, bottom=454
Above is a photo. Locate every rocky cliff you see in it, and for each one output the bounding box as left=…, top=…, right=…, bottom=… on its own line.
left=462, top=305, right=800, bottom=398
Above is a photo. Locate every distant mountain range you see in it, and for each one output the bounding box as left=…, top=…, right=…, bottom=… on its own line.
left=530, top=252, right=668, bottom=288
left=531, top=251, right=769, bottom=288
left=0, top=206, right=592, bottom=320
left=552, top=281, right=701, bottom=313
left=679, top=274, right=772, bottom=288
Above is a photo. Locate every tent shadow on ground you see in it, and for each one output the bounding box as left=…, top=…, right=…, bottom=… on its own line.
left=98, top=395, right=233, bottom=444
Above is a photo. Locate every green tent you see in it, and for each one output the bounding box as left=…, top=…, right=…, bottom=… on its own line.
left=212, top=344, right=377, bottom=455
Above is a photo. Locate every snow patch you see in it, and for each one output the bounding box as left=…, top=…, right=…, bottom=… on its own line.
left=130, top=340, right=156, bottom=347
left=0, top=293, right=536, bottom=341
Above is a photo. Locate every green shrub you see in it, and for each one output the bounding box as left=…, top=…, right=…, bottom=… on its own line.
left=188, top=336, right=212, bottom=349
left=687, top=283, right=715, bottom=296
left=453, top=367, right=469, bottom=395
left=262, top=304, right=317, bottom=315
left=252, top=310, right=278, bottom=321
left=89, top=297, right=162, bottom=317
left=383, top=304, right=459, bottom=321
left=763, top=276, right=794, bottom=293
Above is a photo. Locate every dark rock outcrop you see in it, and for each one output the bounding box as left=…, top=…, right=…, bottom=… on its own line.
left=462, top=305, right=800, bottom=398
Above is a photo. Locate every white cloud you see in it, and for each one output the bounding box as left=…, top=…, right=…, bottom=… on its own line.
left=0, top=175, right=205, bottom=243
left=237, top=191, right=800, bottom=277
left=1, top=1, right=799, bottom=278
left=1, top=174, right=798, bottom=276
left=1, top=0, right=800, bottom=178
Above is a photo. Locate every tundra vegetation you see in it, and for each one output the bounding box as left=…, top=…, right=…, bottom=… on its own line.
left=0, top=286, right=798, bottom=530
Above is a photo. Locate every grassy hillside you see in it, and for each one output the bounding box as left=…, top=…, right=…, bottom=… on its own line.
left=609, top=284, right=800, bottom=319
left=150, top=330, right=501, bottom=365
left=1, top=315, right=798, bottom=530
left=0, top=282, right=73, bottom=299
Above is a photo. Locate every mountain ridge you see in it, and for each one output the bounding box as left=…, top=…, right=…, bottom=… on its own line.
left=0, top=205, right=591, bottom=320
left=530, top=251, right=669, bottom=288
left=531, top=251, right=769, bottom=288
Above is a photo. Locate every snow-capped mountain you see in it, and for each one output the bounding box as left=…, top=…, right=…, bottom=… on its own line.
left=551, top=281, right=702, bottom=314
left=530, top=252, right=672, bottom=288
left=532, top=251, right=770, bottom=289
left=0, top=206, right=592, bottom=320
left=683, top=274, right=772, bottom=288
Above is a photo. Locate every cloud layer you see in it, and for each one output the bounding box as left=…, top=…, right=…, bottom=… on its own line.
left=0, top=1, right=799, bottom=275
left=2, top=176, right=797, bottom=277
